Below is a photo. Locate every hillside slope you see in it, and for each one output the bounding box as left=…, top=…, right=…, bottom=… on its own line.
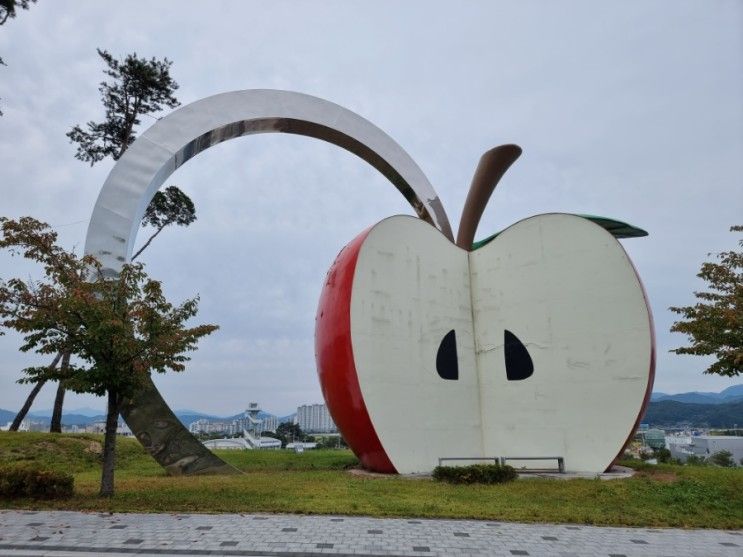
left=642, top=400, right=743, bottom=427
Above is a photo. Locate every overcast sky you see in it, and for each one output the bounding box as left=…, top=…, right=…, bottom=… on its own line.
left=0, top=1, right=741, bottom=417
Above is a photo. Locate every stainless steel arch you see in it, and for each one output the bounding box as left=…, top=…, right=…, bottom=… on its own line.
left=84, top=89, right=452, bottom=475
left=85, top=89, right=452, bottom=274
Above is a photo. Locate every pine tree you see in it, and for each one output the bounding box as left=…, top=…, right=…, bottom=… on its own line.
left=10, top=49, right=197, bottom=431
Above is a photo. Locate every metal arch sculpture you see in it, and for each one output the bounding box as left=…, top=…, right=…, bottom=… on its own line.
left=86, top=89, right=655, bottom=476
left=84, top=89, right=454, bottom=475
left=86, top=89, right=453, bottom=275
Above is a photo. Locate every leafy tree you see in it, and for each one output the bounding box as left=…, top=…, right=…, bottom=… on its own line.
left=0, top=216, right=218, bottom=496
left=0, top=0, right=37, bottom=115
left=274, top=422, right=311, bottom=447
left=315, top=435, right=347, bottom=449
left=9, top=48, right=197, bottom=432
left=670, top=225, right=742, bottom=377
left=709, top=450, right=735, bottom=468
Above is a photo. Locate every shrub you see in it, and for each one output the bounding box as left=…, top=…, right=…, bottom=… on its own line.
left=654, top=448, right=672, bottom=463
left=432, top=463, right=517, bottom=484
left=709, top=450, right=735, bottom=468
left=0, top=464, right=74, bottom=499
left=685, top=455, right=707, bottom=466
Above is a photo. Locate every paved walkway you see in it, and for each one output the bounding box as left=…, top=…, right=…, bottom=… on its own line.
left=0, top=510, right=740, bottom=557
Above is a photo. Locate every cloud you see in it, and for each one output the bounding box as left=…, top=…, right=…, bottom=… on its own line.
left=0, top=0, right=741, bottom=416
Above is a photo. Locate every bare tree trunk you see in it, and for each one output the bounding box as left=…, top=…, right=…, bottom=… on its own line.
left=49, top=382, right=65, bottom=433
left=49, top=353, right=71, bottom=433
left=130, top=224, right=165, bottom=261
left=10, top=352, right=63, bottom=431
left=10, top=380, right=46, bottom=431
left=99, top=388, right=120, bottom=497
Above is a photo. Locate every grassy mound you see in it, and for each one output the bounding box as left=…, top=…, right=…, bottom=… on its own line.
left=0, top=432, right=151, bottom=473
left=1, top=432, right=741, bottom=528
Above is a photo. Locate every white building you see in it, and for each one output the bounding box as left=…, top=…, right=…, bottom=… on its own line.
left=81, top=420, right=132, bottom=436
left=86, top=421, right=107, bottom=433
left=188, top=418, right=233, bottom=435
left=286, top=441, right=318, bottom=451
left=188, top=403, right=280, bottom=436
left=262, top=415, right=279, bottom=433
left=202, top=431, right=282, bottom=450
left=296, top=403, right=337, bottom=433
left=0, top=420, right=27, bottom=431
left=668, top=435, right=743, bottom=466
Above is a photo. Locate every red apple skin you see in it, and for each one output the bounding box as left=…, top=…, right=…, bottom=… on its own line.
left=315, top=227, right=397, bottom=473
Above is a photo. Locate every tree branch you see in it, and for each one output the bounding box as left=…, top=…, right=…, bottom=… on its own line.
left=131, top=224, right=166, bottom=261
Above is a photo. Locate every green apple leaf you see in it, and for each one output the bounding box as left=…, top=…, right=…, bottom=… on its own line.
left=472, top=215, right=648, bottom=250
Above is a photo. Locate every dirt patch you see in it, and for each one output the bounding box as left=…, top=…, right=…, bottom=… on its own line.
left=42, top=437, right=102, bottom=455
left=83, top=441, right=102, bottom=455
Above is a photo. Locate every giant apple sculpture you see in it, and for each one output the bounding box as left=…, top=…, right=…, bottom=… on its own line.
left=315, top=145, right=654, bottom=474
left=81, top=88, right=652, bottom=477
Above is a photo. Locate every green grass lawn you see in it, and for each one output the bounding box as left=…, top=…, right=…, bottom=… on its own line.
left=1, top=432, right=741, bottom=528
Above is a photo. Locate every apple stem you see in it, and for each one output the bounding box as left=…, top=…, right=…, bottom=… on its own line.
left=456, top=144, right=522, bottom=250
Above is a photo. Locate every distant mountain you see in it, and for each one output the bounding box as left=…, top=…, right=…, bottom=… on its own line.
left=222, top=411, right=276, bottom=421
left=650, top=384, right=743, bottom=405
left=25, top=409, right=55, bottom=418
left=173, top=409, right=218, bottom=418
left=2, top=403, right=298, bottom=430
left=654, top=393, right=734, bottom=405
left=0, top=409, right=106, bottom=428
left=174, top=410, right=285, bottom=428
left=29, top=407, right=104, bottom=418
left=60, top=414, right=107, bottom=426
left=174, top=411, right=218, bottom=428
left=720, top=385, right=743, bottom=400
left=642, top=400, right=743, bottom=428
left=29, top=414, right=106, bottom=426
left=5, top=394, right=741, bottom=433
left=0, top=408, right=15, bottom=425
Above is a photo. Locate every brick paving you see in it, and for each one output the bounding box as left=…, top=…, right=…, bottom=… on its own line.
left=0, top=510, right=740, bottom=556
